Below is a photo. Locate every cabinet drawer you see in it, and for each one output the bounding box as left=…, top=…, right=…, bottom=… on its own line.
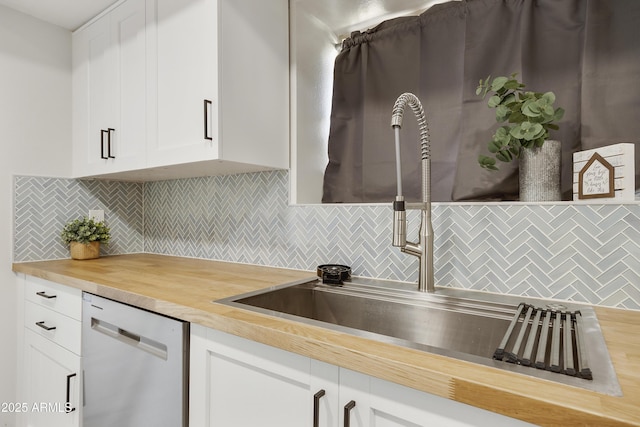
left=25, top=301, right=81, bottom=355
left=25, top=276, right=82, bottom=320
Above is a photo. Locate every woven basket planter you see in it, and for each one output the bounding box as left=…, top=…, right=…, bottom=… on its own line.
left=70, top=241, right=100, bottom=260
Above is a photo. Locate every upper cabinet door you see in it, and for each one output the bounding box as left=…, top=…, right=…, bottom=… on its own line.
left=72, top=15, right=112, bottom=176
left=109, top=0, right=147, bottom=170
left=72, top=0, right=146, bottom=177
left=146, top=0, right=219, bottom=167
left=216, top=0, right=289, bottom=169
left=147, top=0, right=289, bottom=171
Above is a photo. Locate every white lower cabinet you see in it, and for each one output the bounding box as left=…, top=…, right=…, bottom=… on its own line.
left=190, top=324, right=323, bottom=426
left=189, top=325, right=534, bottom=427
left=17, top=275, right=82, bottom=427
left=22, top=330, right=81, bottom=427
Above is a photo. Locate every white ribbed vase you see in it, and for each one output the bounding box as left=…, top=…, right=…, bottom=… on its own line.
left=518, top=140, right=562, bottom=202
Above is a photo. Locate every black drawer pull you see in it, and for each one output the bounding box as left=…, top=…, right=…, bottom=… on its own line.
left=107, top=128, right=115, bottom=158
left=66, top=373, right=77, bottom=413
left=35, top=321, right=56, bottom=331
left=100, top=129, right=108, bottom=159
left=36, top=291, right=57, bottom=299
left=313, top=389, right=325, bottom=427
left=204, top=99, right=213, bottom=140
left=344, top=400, right=356, bottom=427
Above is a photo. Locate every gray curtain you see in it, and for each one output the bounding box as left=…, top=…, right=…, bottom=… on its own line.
left=322, top=16, right=425, bottom=203
left=322, top=0, right=640, bottom=203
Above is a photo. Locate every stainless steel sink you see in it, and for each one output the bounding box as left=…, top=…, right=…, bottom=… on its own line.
left=217, top=277, right=621, bottom=396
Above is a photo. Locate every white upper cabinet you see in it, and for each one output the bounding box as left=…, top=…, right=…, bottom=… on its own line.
left=72, top=0, right=289, bottom=181
left=146, top=0, right=218, bottom=167
left=215, top=0, right=289, bottom=170
left=72, top=0, right=147, bottom=177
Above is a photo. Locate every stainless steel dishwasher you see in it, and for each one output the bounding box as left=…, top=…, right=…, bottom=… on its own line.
left=82, top=293, right=189, bottom=427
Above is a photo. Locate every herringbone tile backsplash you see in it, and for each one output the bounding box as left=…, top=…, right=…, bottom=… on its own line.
left=14, top=171, right=640, bottom=309
left=14, top=176, right=143, bottom=260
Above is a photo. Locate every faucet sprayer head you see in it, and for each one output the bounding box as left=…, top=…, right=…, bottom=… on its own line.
left=390, top=93, right=431, bottom=160
left=391, top=93, right=423, bottom=127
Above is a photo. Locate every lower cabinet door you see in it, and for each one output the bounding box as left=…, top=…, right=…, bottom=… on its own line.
left=190, top=325, right=335, bottom=427
left=22, top=329, right=80, bottom=427
left=190, top=325, right=534, bottom=427
left=363, top=373, right=535, bottom=427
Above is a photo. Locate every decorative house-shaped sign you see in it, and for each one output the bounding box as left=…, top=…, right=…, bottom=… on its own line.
left=573, top=143, right=635, bottom=201
left=578, top=153, right=614, bottom=199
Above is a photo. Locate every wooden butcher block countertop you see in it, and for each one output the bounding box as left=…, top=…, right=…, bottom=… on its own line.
left=12, top=253, right=640, bottom=426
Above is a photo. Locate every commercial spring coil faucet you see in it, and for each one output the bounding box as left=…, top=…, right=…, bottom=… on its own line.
left=391, top=93, right=434, bottom=293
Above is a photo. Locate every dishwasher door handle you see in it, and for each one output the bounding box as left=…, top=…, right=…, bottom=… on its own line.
left=90, top=317, right=168, bottom=360
left=118, top=328, right=141, bottom=342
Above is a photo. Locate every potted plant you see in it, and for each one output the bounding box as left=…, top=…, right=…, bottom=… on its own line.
left=61, top=216, right=110, bottom=260
left=476, top=73, right=565, bottom=201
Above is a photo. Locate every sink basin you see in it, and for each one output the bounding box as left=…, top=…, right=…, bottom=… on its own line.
left=217, top=277, right=621, bottom=396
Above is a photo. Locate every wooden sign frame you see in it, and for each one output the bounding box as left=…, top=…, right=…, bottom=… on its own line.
left=578, top=152, right=615, bottom=199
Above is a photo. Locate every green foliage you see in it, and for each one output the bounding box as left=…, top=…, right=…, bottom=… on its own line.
left=61, top=217, right=111, bottom=245
left=476, top=73, right=565, bottom=170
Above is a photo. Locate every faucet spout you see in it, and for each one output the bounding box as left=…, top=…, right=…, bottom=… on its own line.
left=390, top=93, right=434, bottom=293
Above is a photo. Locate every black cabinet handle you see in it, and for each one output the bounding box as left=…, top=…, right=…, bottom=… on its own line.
left=313, top=389, right=325, bottom=427
left=100, top=129, right=108, bottom=159
left=35, top=321, right=56, bottom=331
left=65, top=373, right=77, bottom=413
left=204, top=99, right=212, bottom=140
left=36, top=291, right=57, bottom=299
left=344, top=400, right=356, bottom=427
left=107, top=128, right=115, bottom=158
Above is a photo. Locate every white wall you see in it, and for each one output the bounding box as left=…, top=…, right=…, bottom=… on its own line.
left=290, top=2, right=336, bottom=204
left=0, top=5, right=71, bottom=426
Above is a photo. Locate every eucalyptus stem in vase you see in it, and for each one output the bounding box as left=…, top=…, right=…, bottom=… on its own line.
left=476, top=73, right=565, bottom=171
